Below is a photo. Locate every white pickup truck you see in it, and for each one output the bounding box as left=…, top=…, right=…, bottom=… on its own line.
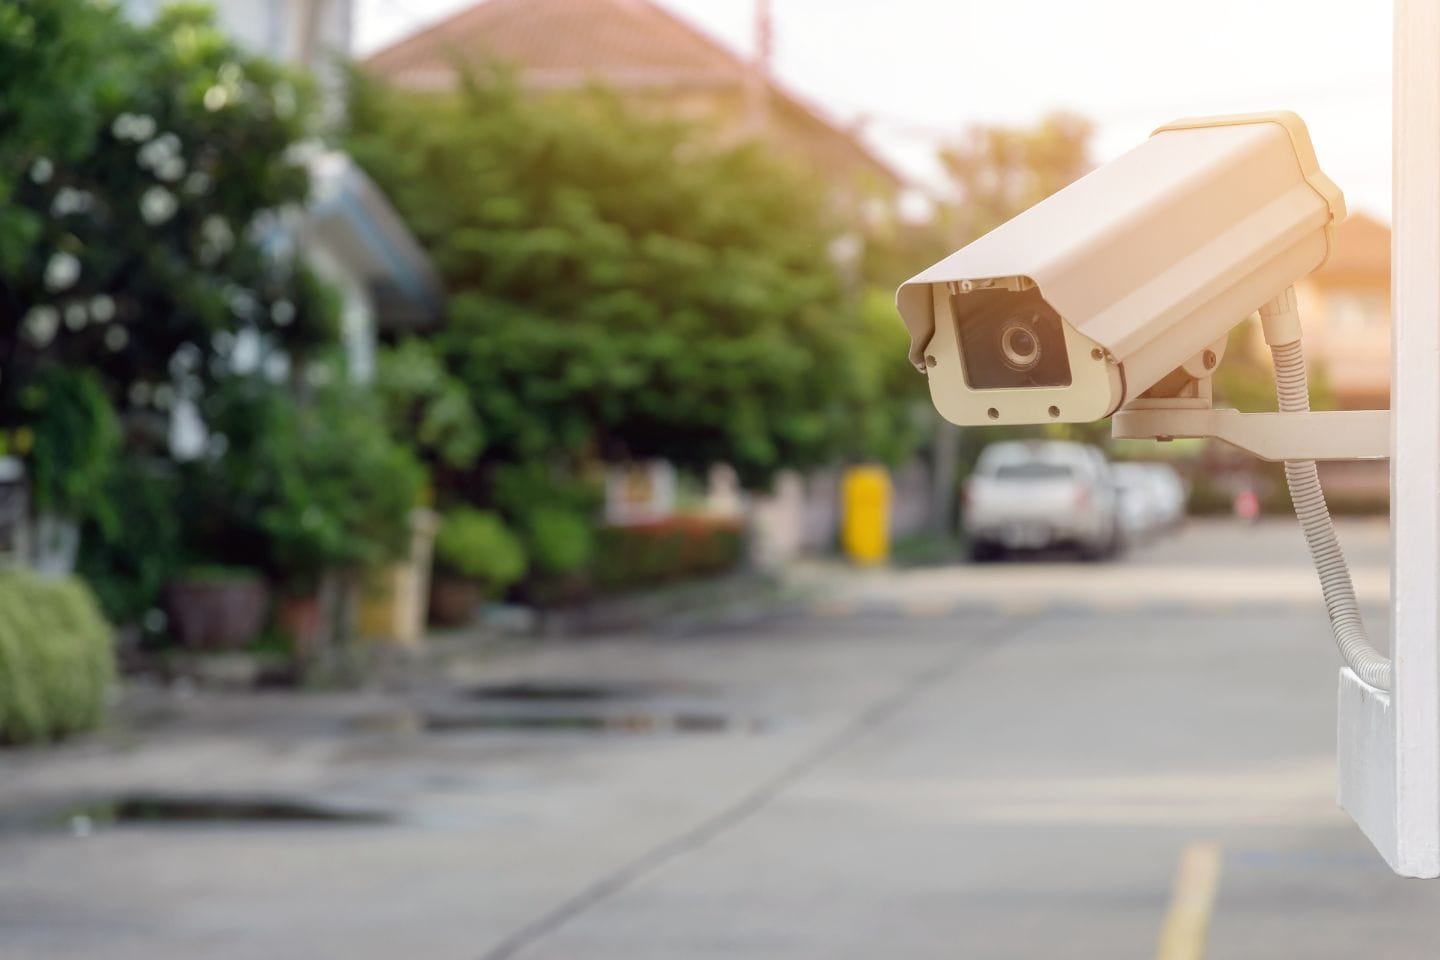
left=963, top=441, right=1122, bottom=561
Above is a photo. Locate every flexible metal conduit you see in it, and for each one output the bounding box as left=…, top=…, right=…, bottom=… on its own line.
left=1261, top=289, right=1393, bottom=691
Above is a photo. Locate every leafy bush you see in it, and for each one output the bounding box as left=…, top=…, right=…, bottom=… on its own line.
left=523, top=506, right=595, bottom=576
left=1185, top=473, right=1238, bottom=516
left=2, top=4, right=332, bottom=441
left=262, top=384, right=427, bottom=587
left=489, top=463, right=602, bottom=523
left=0, top=571, right=114, bottom=744
left=1186, top=463, right=1292, bottom=517
left=191, top=376, right=428, bottom=593
left=347, top=70, right=924, bottom=488
left=890, top=532, right=963, bottom=568
left=76, top=454, right=182, bottom=624
left=433, top=508, right=528, bottom=591
left=16, top=365, right=119, bottom=519
left=592, top=516, right=744, bottom=592
left=375, top=340, right=485, bottom=469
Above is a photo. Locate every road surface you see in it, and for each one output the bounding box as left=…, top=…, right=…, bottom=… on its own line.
left=3, top=518, right=1436, bottom=959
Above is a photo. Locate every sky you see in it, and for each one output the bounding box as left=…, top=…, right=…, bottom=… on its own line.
left=355, top=0, right=1394, bottom=220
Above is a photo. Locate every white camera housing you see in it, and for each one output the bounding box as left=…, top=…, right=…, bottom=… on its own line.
left=896, top=112, right=1345, bottom=426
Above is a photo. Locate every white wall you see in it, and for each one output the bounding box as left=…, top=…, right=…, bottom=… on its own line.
left=123, top=0, right=353, bottom=122
left=305, top=240, right=376, bottom=383
left=126, top=0, right=352, bottom=62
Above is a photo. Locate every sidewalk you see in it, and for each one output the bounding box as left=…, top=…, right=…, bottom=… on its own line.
left=0, top=517, right=1419, bottom=960
left=1, top=604, right=979, bottom=960
left=788, top=515, right=1391, bottom=618
left=5, top=519, right=1388, bottom=817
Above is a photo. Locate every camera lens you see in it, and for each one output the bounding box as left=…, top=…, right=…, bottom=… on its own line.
left=952, top=288, right=1072, bottom=390
left=1000, top=321, right=1041, bottom=371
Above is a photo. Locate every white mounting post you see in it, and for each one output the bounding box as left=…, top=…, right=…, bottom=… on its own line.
left=1337, top=0, right=1440, bottom=878
left=1111, top=407, right=1389, bottom=462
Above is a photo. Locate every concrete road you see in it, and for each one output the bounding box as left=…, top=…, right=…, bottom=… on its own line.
left=3, top=518, right=1437, bottom=959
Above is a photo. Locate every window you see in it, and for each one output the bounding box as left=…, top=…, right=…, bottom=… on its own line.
left=993, top=463, right=1074, bottom=481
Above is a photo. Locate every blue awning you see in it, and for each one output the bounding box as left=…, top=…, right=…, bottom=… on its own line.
left=305, top=151, right=443, bottom=328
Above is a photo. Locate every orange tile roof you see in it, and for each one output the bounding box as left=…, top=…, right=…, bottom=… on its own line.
left=367, top=0, right=738, bottom=90
left=1314, top=211, right=1390, bottom=282
left=364, top=0, right=902, bottom=189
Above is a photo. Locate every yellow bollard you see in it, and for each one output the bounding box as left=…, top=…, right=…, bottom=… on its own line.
left=841, top=466, right=891, bottom=566
left=357, top=509, right=438, bottom=648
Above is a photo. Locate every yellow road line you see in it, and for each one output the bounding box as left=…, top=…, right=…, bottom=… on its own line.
left=1155, top=841, right=1222, bottom=960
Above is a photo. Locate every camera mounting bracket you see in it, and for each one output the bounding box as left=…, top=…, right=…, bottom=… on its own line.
left=1112, top=404, right=1390, bottom=461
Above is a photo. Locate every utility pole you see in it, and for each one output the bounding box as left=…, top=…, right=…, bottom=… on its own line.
left=746, top=0, right=773, bottom=134
left=296, top=0, right=327, bottom=68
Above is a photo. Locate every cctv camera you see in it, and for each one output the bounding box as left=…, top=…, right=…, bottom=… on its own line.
left=896, top=112, right=1345, bottom=426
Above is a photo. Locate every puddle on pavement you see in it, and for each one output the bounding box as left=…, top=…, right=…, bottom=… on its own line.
left=412, top=679, right=752, bottom=734
left=34, top=793, right=392, bottom=834
left=422, top=707, right=740, bottom=734
left=466, top=680, right=702, bottom=702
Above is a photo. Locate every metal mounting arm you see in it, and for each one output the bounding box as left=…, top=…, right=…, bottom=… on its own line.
left=1111, top=406, right=1390, bottom=461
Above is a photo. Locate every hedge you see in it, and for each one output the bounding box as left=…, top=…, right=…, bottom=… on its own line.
left=592, top=517, right=745, bottom=592
left=0, top=571, right=115, bottom=745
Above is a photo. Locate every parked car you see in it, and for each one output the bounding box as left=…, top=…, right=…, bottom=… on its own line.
left=1113, top=462, right=1166, bottom=543
left=1113, top=461, right=1189, bottom=543
left=1142, top=463, right=1188, bottom=529
left=963, top=441, right=1122, bottom=561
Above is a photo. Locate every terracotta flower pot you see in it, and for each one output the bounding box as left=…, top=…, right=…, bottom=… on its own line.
left=429, top=575, right=482, bottom=626
left=165, top=571, right=270, bottom=650
left=276, top=592, right=323, bottom=661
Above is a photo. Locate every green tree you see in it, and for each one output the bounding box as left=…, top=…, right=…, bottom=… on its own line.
left=374, top=338, right=484, bottom=471
left=0, top=2, right=363, bottom=625
left=939, top=112, right=1095, bottom=246
left=0, top=0, right=113, bottom=272
left=0, top=2, right=334, bottom=437
left=347, top=70, right=921, bottom=489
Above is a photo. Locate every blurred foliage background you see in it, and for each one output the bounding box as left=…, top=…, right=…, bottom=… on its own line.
left=346, top=69, right=928, bottom=490
left=0, top=0, right=1337, bottom=727
left=0, top=1, right=944, bottom=692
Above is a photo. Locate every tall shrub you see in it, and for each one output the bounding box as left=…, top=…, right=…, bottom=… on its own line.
left=188, top=376, right=428, bottom=593
left=347, top=70, right=925, bottom=488
left=0, top=571, right=114, bottom=744
left=1, top=2, right=333, bottom=438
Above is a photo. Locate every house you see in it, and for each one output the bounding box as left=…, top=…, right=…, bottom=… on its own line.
left=1296, top=212, right=1391, bottom=504
left=1233, top=212, right=1391, bottom=506
left=1293, top=212, right=1392, bottom=411
left=363, top=0, right=903, bottom=209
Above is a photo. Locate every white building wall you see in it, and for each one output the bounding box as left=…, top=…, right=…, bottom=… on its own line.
left=124, top=0, right=352, bottom=63
left=123, top=0, right=353, bottom=122
left=305, top=241, right=376, bottom=383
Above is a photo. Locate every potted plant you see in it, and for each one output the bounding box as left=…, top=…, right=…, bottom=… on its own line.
left=75, top=453, right=184, bottom=659
left=183, top=376, right=427, bottom=664
left=258, top=383, right=427, bottom=659
left=518, top=505, right=595, bottom=607
left=164, top=564, right=270, bottom=650
left=430, top=507, right=527, bottom=626
left=260, top=472, right=347, bottom=662
left=16, top=366, right=120, bottom=575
